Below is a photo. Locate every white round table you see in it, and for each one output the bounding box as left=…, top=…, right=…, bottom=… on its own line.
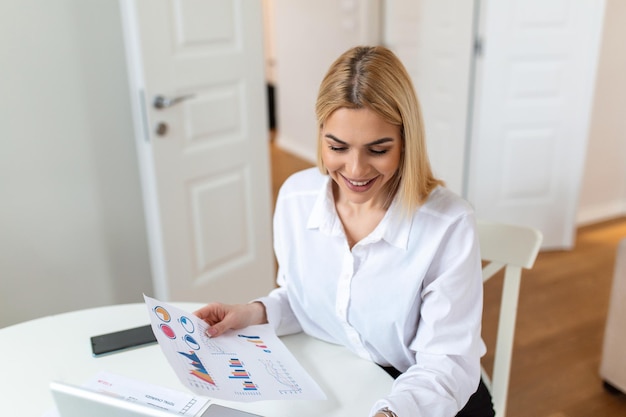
left=0, top=303, right=393, bottom=416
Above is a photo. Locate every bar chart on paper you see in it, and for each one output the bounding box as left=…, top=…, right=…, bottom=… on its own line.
left=144, top=295, right=327, bottom=402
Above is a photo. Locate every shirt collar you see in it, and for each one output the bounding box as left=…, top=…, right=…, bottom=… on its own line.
left=307, top=177, right=413, bottom=249
left=306, top=176, right=344, bottom=237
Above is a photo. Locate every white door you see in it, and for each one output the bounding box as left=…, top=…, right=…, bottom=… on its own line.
left=467, top=0, right=605, bottom=249
left=384, top=0, right=476, bottom=195
left=120, top=0, right=275, bottom=303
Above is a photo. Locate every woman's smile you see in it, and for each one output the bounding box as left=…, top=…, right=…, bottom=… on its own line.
left=340, top=173, right=379, bottom=192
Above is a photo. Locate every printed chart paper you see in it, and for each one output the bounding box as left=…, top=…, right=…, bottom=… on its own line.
left=144, top=295, right=326, bottom=402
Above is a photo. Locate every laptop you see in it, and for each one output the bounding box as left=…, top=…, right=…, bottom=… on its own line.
left=50, top=381, right=262, bottom=417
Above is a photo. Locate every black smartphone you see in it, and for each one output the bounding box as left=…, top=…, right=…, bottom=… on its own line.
left=90, top=324, right=157, bottom=357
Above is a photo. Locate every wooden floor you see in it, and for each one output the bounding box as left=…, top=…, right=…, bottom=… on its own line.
left=486, top=217, right=626, bottom=417
left=268, top=139, right=626, bottom=417
left=269, top=134, right=314, bottom=205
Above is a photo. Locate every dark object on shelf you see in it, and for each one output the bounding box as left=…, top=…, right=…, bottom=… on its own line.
left=267, top=83, right=277, bottom=130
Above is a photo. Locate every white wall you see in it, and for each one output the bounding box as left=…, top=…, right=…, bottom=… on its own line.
left=0, top=0, right=152, bottom=328
left=577, top=0, right=626, bottom=225
left=271, top=0, right=382, bottom=162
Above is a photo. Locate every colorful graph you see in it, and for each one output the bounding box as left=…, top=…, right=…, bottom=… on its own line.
left=238, top=334, right=271, bottom=353
left=144, top=296, right=327, bottom=401
left=184, top=334, right=200, bottom=350
left=242, top=381, right=258, bottom=391
left=160, top=323, right=176, bottom=339
left=229, top=358, right=243, bottom=367
left=153, top=306, right=171, bottom=322
left=227, top=357, right=258, bottom=395
left=229, top=369, right=250, bottom=379
left=179, top=315, right=195, bottom=333
left=178, top=350, right=216, bottom=386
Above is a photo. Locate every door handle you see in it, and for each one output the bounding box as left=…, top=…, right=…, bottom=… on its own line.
left=153, top=94, right=195, bottom=109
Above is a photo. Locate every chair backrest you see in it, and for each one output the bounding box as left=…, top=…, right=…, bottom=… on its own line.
left=477, top=220, right=543, bottom=417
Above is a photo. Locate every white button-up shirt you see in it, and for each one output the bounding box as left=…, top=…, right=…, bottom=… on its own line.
left=257, top=168, right=485, bottom=416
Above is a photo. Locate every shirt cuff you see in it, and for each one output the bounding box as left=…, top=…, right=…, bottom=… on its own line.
left=252, top=297, right=277, bottom=327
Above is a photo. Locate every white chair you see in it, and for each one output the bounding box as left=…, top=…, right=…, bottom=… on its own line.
left=477, top=220, right=543, bottom=417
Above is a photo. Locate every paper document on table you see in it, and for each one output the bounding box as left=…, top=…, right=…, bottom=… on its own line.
left=44, top=371, right=208, bottom=417
left=144, top=295, right=326, bottom=402
left=82, top=371, right=209, bottom=414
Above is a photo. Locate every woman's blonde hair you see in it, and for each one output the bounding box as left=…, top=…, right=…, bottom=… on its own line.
left=315, top=46, right=443, bottom=212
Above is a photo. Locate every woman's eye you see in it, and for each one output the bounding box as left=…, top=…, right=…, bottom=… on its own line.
left=369, top=149, right=388, bottom=155
left=329, top=145, right=347, bottom=152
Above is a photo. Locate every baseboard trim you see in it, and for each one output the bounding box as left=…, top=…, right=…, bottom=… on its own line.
left=274, top=134, right=317, bottom=164
left=576, top=199, right=626, bottom=226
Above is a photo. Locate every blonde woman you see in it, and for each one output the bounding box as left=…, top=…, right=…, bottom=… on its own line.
left=195, top=46, right=493, bottom=417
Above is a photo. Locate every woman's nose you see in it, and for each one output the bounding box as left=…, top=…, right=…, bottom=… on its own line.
left=346, top=151, right=367, bottom=177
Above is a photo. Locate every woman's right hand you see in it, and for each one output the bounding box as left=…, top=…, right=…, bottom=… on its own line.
left=193, top=301, right=268, bottom=338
